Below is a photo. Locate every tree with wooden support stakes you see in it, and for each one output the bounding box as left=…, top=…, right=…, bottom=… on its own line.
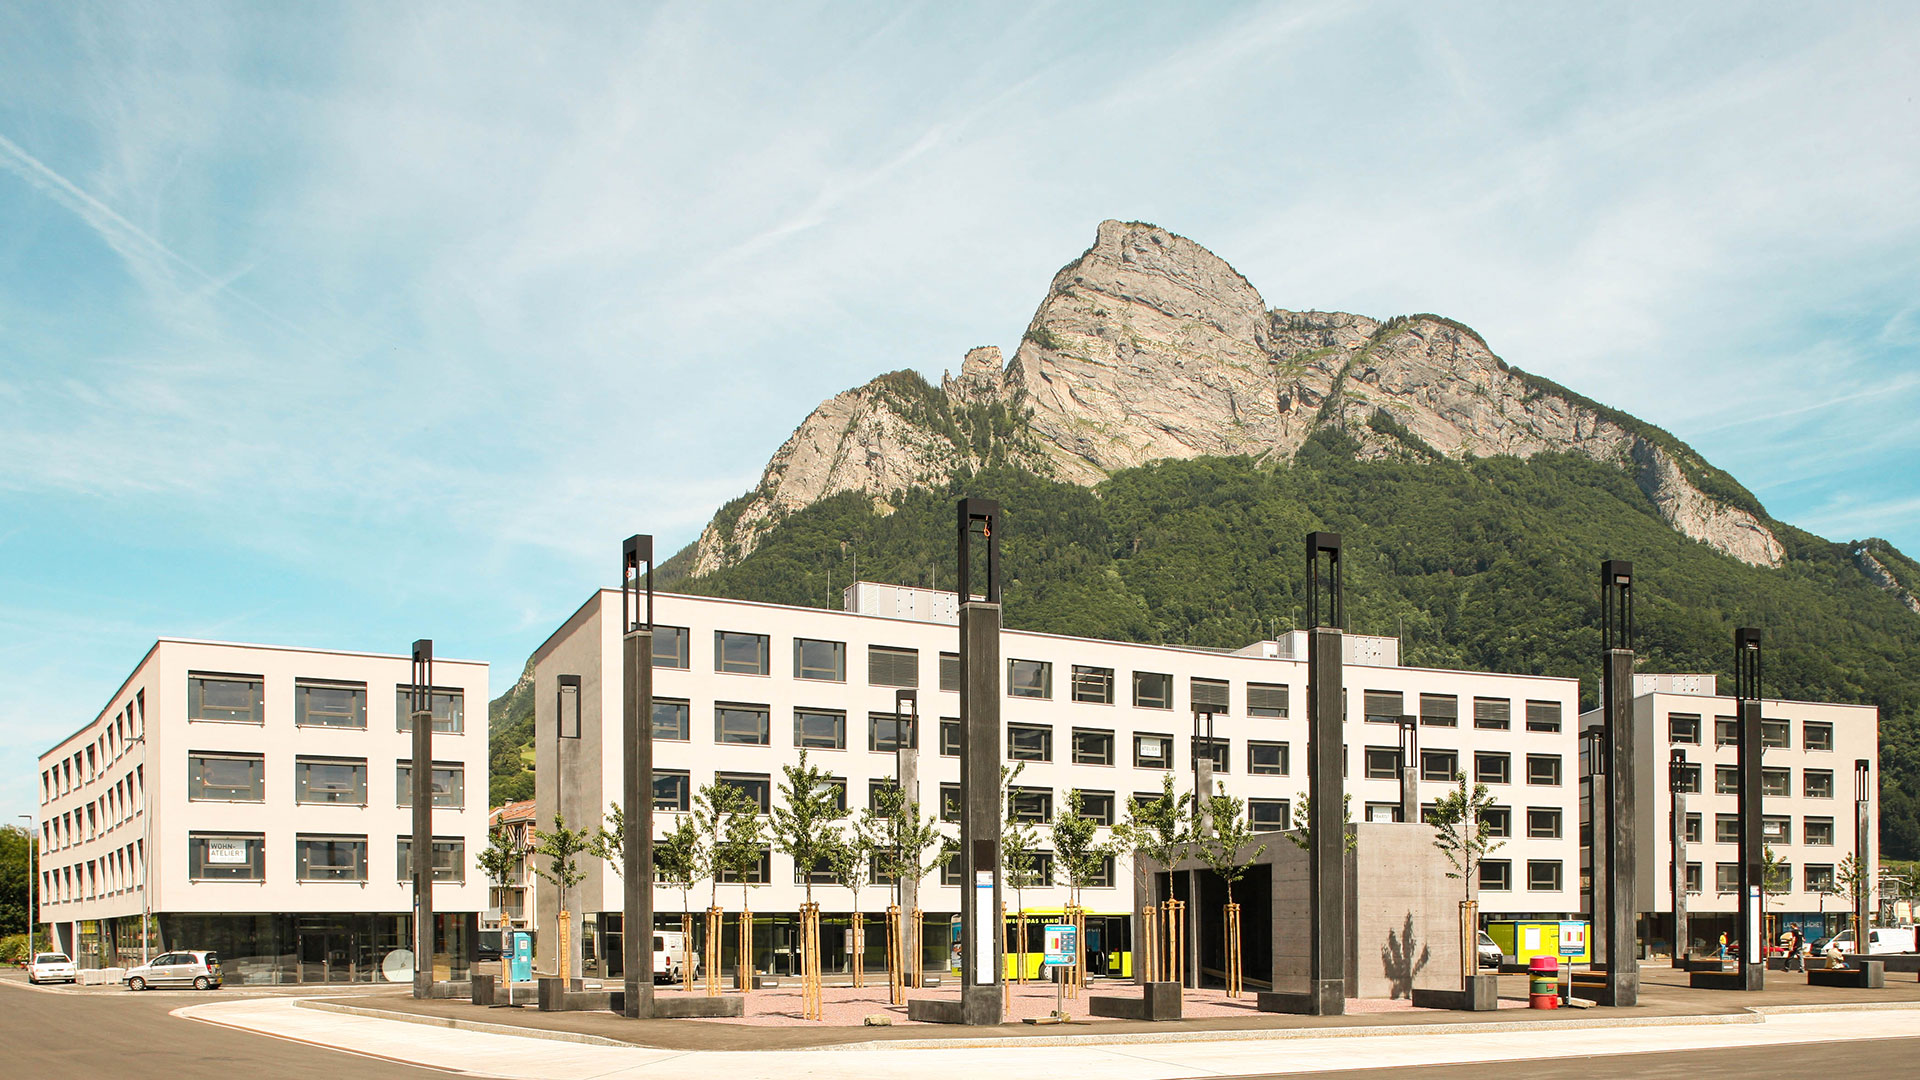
left=475, top=825, right=520, bottom=993
left=531, top=815, right=591, bottom=983
left=825, top=820, right=875, bottom=988
left=1836, top=854, right=1872, bottom=944
left=867, top=779, right=947, bottom=1004
left=1426, top=774, right=1501, bottom=984
left=693, top=781, right=760, bottom=995
left=1112, top=774, right=1191, bottom=987
left=1195, top=782, right=1265, bottom=998
left=654, top=812, right=705, bottom=993
left=1051, top=788, right=1114, bottom=998
left=772, top=750, right=843, bottom=1020
left=999, top=762, right=1044, bottom=988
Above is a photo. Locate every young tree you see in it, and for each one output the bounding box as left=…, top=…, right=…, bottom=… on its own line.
left=532, top=814, right=593, bottom=980
left=589, top=801, right=625, bottom=876
left=1762, top=844, right=1792, bottom=909
left=862, top=781, right=948, bottom=994
left=1196, top=783, right=1266, bottom=909
left=771, top=751, right=844, bottom=906
left=1287, top=793, right=1358, bottom=852
left=1111, top=775, right=1190, bottom=984
left=1052, top=789, right=1115, bottom=909
left=475, top=826, right=520, bottom=932
left=1427, top=774, right=1501, bottom=980
left=1837, top=853, right=1871, bottom=923
left=997, top=764, right=1043, bottom=981
left=692, top=782, right=756, bottom=908
left=825, top=820, right=876, bottom=983
left=655, top=813, right=705, bottom=986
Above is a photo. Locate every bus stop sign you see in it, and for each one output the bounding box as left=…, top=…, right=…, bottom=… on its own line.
left=1043, top=924, right=1077, bottom=968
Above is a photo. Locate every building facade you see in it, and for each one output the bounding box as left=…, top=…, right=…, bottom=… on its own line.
left=1581, top=673, right=1880, bottom=954
left=35, top=639, right=489, bottom=985
left=531, top=583, right=1585, bottom=979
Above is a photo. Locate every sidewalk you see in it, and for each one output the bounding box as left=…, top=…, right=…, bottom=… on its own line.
left=176, top=994, right=1920, bottom=1080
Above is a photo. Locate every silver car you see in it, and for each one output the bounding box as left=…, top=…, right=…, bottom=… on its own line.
left=124, top=950, right=223, bottom=991
left=27, top=952, right=76, bottom=985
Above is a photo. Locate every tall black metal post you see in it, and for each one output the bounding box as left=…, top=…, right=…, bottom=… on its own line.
left=1584, top=724, right=1610, bottom=961
left=1598, top=561, right=1639, bottom=1005
left=957, top=500, right=1004, bottom=1024
left=621, top=535, right=657, bottom=1018
left=1855, top=758, right=1872, bottom=951
left=410, top=639, right=435, bottom=999
left=1670, top=749, right=1691, bottom=964
left=1734, top=628, right=1765, bottom=990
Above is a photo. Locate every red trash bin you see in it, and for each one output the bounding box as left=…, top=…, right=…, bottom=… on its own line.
left=1528, top=955, right=1559, bottom=1009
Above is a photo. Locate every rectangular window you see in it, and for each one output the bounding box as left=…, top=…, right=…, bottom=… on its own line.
left=1475, top=752, right=1511, bottom=785
left=794, top=639, right=846, bottom=682
left=869, top=712, right=917, bottom=753
left=868, top=645, right=918, bottom=687
left=295, top=681, right=367, bottom=728
left=1079, top=791, right=1116, bottom=826
left=1684, top=812, right=1703, bottom=844
left=189, top=674, right=264, bottom=724
left=1134, top=733, right=1172, bottom=770
left=716, top=773, right=771, bottom=813
left=1762, top=720, right=1791, bottom=749
left=1025, top=851, right=1056, bottom=886
left=795, top=709, right=846, bottom=750
left=939, top=652, right=960, bottom=693
left=1527, top=860, right=1563, bottom=892
left=1479, top=860, right=1512, bottom=891
left=395, top=763, right=464, bottom=808
left=1804, top=722, right=1834, bottom=752
left=396, top=687, right=465, bottom=734
left=1716, top=862, right=1739, bottom=894
left=867, top=779, right=899, bottom=814
left=651, top=626, right=690, bottom=669
left=1684, top=863, right=1703, bottom=894
left=1473, top=698, right=1511, bottom=730
left=1008, top=659, right=1052, bottom=699
left=188, top=833, right=264, bottom=881
left=653, top=699, right=691, bottom=741
left=939, top=783, right=960, bottom=823
left=1525, top=701, right=1562, bottom=733
left=718, top=848, right=772, bottom=884
left=396, top=837, right=466, bottom=882
left=1008, top=723, right=1053, bottom=762
left=295, top=757, right=368, bottom=805
left=1674, top=764, right=1702, bottom=794
left=1072, top=666, right=1115, bottom=704
left=1525, top=754, right=1562, bottom=786
left=1483, top=806, right=1513, bottom=838
left=1805, top=864, right=1836, bottom=892
left=1715, top=717, right=1738, bottom=747
left=1192, top=678, right=1229, bottom=712
left=1072, top=728, right=1114, bottom=766
left=1085, top=855, right=1116, bottom=888
left=188, top=754, right=264, bottom=803
left=1715, top=765, right=1739, bottom=794
left=654, top=770, right=691, bottom=812
left=1803, top=817, right=1835, bottom=846
left=1419, top=693, right=1458, bottom=727
left=715, top=630, right=770, bottom=675
left=1366, top=801, right=1403, bottom=823
left=1198, top=737, right=1230, bottom=773
left=1763, top=767, right=1791, bottom=798
left=1008, top=787, right=1052, bottom=823
left=1669, top=714, right=1702, bottom=745
left=940, top=859, right=963, bottom=886
left=296, top=835, right=367, bottom=882
left=715, top=704, right=771, bottom=745
left=1527, top=807, right=1563, bottom=839
left=1421, top=749, right=1458, bottom=782
left=1804, top=769, right=1834, bottom=798
left=1364, top=746, right=1400, bottom=780
left=1363, top=690, right=1403, bottom=724
left=939, top=718, right=961, bottom=757
left=1249, top=799, right=1290, bottom=830
left=1762, top=815, right=1791, bottom=843
left=1248, top=683, right=1289, bottom=718
left=1249, top=741, right=1289, bottom=776
left=1133, top=671, right=1173, bottom=709
left=1715, top=814, right=1740, bottom=844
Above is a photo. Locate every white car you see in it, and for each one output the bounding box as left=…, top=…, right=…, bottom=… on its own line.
left=27, top=952, right=77, bottom=985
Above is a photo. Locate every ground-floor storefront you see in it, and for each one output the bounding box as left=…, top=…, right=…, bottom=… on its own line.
left=578, top=910, right=954, bottom=981
left=47, top=912, right=478, bottom=986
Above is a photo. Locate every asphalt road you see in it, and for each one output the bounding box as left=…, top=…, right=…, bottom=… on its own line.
left=3, top=972, right=1917, bottom=1080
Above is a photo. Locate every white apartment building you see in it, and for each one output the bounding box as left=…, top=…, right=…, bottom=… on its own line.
left=34, top=639, right=490, bottom=985
left=1581, top=673, right=1880, bottom=954
left=531, top=583, right=1584, bottom=980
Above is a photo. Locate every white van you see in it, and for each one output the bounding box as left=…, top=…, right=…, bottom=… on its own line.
left=1822, top=927, right=1916, bottom=955
left=653, top=931, right=701, bottom=983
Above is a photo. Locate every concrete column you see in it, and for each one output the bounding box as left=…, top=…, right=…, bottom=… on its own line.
left=1589, top=766, right=1608, bottom=961
left=622, top=628, right=656, bottom=1018
left=1736, top=698, right=1765, bottom=990
left=411, top=705, right=433, bottom=998
left=897, top=738, right=919, bottom=985
left=958, top=601, right=1003, bottom=1025
left=1855, top=766, right=1871, bottom=954
left=1672, top=787, right=1689, bottom=961
left=1307, top=626, right=1346, bottom=1015
left=1603, top=649, right=1639, bottom=1005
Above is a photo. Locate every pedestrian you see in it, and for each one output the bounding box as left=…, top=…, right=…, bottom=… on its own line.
left=1788, top=925, right=1806, bottom=972
left=1718, top=931, right=1728, bottom=960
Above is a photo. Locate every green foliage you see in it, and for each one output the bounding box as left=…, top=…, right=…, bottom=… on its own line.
left=1287, top=794, right=1358, bottom=853
left=1762, top=844, right=1791, bottom=905
left=476, top=826, right=519, bottom=898
left=1112, top=774, right=1190, bottom=889
left=694, top=781, right=765, bottom=907
left=531, top=815, right=591, bottom=908
left=1051, top=789, right=1115, bottom=906
left=1836, top=854, right=1870, bottom=909
left=1, top=825, right=37, bottom=936
left=589, top=801, right=625, bottom=877
left=1427, top=774, right=1503, bottom=901
left=485, top=661, right=536, bottom=807
left=825, top=818, right=876, bottom=913
left=999, top=763, right=1043, bottom=909
left=0, top=933, right=28, bottom=964
left=771, top=751, right=846, bottom=902
left=1196, top=783, right=1266, bottom=906
left=671, top=450, right=1920, bottom=856
left=864, top=781, right=947, bottom=902
left=655, top=814, right=705, bottom=916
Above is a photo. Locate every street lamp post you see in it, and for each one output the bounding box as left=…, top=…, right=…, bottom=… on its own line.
left=1855, top=758, right=1871, bottom=949
left=1669, top=749, right=1690, bottom=965
left=895, top=688, right=919, bottom=990
left=410, top=639, right=436, bottom=999
left=16, top=815, right=32, bottom=959
left=128, top=733, right=151, bottom=967
left=556, top=671, right=582, bottom=986
left=1583, top=723, right=1609, bottom=965
left=1397, top=717, right=1419, bottom=825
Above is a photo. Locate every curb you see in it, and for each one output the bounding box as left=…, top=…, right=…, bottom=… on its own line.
left=295, top=999, right=639, bottom=1048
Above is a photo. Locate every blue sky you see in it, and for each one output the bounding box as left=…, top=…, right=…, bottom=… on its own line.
left=4, top=2, right=1917, bottom=821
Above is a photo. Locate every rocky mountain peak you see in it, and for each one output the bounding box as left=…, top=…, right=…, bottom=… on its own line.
left=685, top=220, right=1793, bottom=575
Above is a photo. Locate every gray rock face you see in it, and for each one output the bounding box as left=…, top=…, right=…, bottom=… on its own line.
left=1854, top=547, right=1920, bottom=615
left=690, top=220, right=1787, bottom=574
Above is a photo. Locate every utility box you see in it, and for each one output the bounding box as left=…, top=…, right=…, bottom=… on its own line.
left=1487, top=920, right=1591, bottom=966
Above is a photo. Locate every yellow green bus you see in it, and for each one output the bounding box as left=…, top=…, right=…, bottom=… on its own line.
left=948, top=910, right=1135, bottom=980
